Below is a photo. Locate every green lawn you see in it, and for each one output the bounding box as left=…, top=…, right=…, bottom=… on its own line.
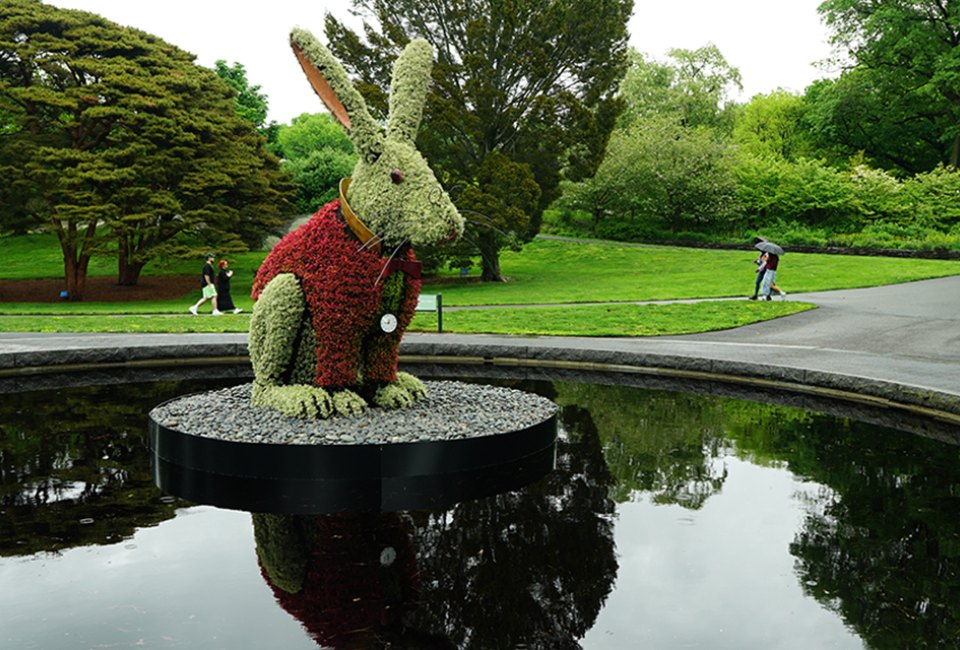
left=414, top=300, right=814, bottom=336
left=0, top=234, right=956, bottom=336
left=0, top=301, right=814, bottom=335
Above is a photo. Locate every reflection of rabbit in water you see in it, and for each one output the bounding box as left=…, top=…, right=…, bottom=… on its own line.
left=249, top=28, right=463, bottom=418
left=253, top=512, right=454, bottom=649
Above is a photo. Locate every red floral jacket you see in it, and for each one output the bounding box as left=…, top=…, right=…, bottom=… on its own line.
left=251, top=199, right=421, bottom=388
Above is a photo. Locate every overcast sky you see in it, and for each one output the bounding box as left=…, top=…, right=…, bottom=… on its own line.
left=47, top=0, right=837, bottom=125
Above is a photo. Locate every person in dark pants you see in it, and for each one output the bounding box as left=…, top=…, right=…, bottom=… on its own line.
left=216, top=259, right=242, bottom=313
left=749, top=251, right=767, bottom=300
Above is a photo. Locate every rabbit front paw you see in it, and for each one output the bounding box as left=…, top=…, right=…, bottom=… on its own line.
left=252, top=382, right=334, bottom=419
left=373, top=372, right=428, bottom=410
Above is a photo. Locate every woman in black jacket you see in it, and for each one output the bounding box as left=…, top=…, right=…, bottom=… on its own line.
left=216, top=260, right=242, bottom=313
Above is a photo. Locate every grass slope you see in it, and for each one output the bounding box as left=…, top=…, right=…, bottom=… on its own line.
left=420, top=239, right=960, bottom=305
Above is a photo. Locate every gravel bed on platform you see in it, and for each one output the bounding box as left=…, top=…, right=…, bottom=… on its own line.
left=150, top=380, right=558, bottom=446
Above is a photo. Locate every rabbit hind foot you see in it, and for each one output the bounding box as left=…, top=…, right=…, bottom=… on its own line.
left=373, top=372, right=428, bottom=410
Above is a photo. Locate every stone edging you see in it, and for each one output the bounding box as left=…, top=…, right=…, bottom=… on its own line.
left=2, top=338, right=960, bottom=428
left=397, top=341, right=960, bottom=427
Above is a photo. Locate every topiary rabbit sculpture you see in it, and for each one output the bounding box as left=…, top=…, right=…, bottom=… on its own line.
left=248, top=28, right=463, bottom=419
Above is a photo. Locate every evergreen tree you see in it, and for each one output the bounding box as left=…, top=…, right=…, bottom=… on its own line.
left=323, top=0, right=632, bottom=280
left=0, top=0, right=294, bottom=297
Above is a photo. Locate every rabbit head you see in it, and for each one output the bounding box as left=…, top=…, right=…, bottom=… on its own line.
left=290, top=28, right=463, bottom=249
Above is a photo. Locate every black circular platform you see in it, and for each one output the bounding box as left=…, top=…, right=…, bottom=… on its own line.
left=148, top=385, right=558, bottom=514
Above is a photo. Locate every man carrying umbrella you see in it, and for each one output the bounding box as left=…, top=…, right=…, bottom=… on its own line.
left=754, top=238, right=786, bottom=301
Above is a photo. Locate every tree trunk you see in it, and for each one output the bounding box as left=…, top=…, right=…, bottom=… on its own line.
left=61, top=242, right=89, bottom=301
left=671, top=206, right=682, bottom=233
left=118, top=262, right=144, bottom=286
left=63, top=254, right=82, bottom=300
left=118, top=249, right=144, bottom=285
left=55, top=219, right=95, bottom=300
left=951, top=134, right=960, bottom=169
left=592, top=206, right=604, bottom=236
left=117, top=234, right=145, bottom=286
left=478, top=233, right=505, bottom=282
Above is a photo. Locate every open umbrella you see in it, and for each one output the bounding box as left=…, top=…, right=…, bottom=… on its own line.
left=755, top=240, right=784, bottom=256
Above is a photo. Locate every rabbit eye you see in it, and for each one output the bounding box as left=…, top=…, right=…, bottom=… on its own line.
left=390, top=168, right=404, bottom=184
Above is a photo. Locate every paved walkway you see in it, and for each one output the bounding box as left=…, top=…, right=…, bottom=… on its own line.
left=2, top=274, right=959, bottom=421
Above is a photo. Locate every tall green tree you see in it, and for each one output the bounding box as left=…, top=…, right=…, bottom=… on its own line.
left=803, top=69, right=946, bottom=174
left=0, top=0, right=294, bottom=297
left=619, top=45, right=743, bottom=133
left=816, top=0, right=960, bottom=172
left=323, top=0, right=632, bottom=280
left=212, top=59, right=283, bottom=150
left=733, top=89, right=814, bottom=161
left=273, top=112, right=357, bottom=214
left=213, top=60, right=270, bottom=131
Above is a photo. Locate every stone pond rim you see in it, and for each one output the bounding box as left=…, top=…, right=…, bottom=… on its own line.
left=3, top=331, right=960, bottom=432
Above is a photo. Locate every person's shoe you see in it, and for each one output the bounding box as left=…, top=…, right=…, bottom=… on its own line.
left=212, top=309, right=223, bottom=316
left=765, top=295, right=772, bottom=301
left=748, top=295, right=758, bottom=300
left=779, top=291, right=787, bottom=301
left=233, top=308, right=242, bottom=314
left=189, top=305, right=198, bottom=315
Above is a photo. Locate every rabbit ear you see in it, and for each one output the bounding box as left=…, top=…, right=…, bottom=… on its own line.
left=386, top=39, right=434, bottom=143
left=290, top=27, right=384, bottom=162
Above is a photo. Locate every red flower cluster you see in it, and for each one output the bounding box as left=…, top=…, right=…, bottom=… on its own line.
left=252, top=200, right=421, bottom=388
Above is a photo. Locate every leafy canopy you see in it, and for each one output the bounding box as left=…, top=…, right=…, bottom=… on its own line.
left=816, top=0, right=960, bottom=172
left=214, top=60, right=270, bottom=131
left=618, top=45, right=742, bottom=133
left=733, top=89, right=814, bottom=161
left=561, top=116, right=740, bottom=238
left=274, top=113, right=357, bottom=214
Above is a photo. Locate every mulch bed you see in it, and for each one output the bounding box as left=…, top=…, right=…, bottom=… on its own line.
left=0, top=275, right=200, bottom=303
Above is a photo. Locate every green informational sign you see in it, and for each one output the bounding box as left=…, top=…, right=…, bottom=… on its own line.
left=416, top=294, right=437, bottom=312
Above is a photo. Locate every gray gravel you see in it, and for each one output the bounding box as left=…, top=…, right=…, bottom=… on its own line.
left=150, top=380, right=558, bottom=445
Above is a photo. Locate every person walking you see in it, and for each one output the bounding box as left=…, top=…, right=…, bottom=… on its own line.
left=750, top=251, right=787, bottom=300
left=759, top=251, right=786, bottom=301
left=216, top=259, right=242, bottom=314
left=749, top=251, right=767, bottom=300
left=189, top=253, right=222, bottom=315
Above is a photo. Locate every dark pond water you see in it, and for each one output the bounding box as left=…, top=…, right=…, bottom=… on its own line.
left=2, top=374, right=960, bottom=649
